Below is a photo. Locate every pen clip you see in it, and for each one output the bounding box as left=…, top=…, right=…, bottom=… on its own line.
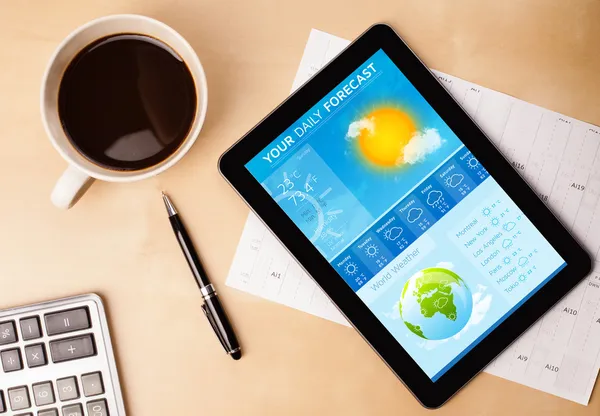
left=201, top=303, right=229, bottom=352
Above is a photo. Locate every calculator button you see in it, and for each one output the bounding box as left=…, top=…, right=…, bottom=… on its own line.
left=20, top=317, right=42, bottom=340
left=56, top=377, right=79, bottom=401
left=0, top=321, right=17, bottom=345
left=45, top=308, right=90, bottom=336
left=86, top=399, right=109, bottom=416
left=38, top=409, right=58, bottom=416
left=8, top=386, right=30, bottom=411
left=1, top=348, right=23, bottom=372
left=14, top=413, right=33, bottom=416
left=32, top=381, right=55, bottom=406
left=81, top=372, right=104, bottom=397
left=61, top=403, right=83, bottom=416
left=50, top=334, right=96, bottom=363
left=0, top=390, right=5, bottom=413
left=25, top=344, right=47, bottom=368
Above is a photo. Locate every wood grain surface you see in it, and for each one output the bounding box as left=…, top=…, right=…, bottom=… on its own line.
left=0, top=0, right=599, bottom=414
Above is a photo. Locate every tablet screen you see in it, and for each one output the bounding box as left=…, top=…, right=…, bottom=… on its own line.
left=245, top=49, right=566, bottom=381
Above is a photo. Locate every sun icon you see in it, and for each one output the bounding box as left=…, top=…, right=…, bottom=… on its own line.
left=355, top=108, right=417, bottom=167
left=482, top=207, right=491, bottom=217
left=467, top=155, right=479, bottom=169
left=491, top=217, right=500, bottom=227
left=344, top=262, right=358, bottom=276
left=365, top=244, right=379, bottom=258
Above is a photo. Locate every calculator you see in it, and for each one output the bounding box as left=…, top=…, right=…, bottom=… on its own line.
left=0, top=294, right=125, bottom=415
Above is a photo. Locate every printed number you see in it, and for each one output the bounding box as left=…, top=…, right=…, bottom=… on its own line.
left=91, top=405, right=104, bottom=415
left=288, top=191, right=306, bottom=206
left=39, top=391, right=49, bottom=398
left=511, top=161, right=526, bottom=170
left=305, top=183, right=314, bottom=192
left=14, top=396, right=23, bottom=403
left=63, top=386, right=73, bottom=392
left=277, top=178, right=295, bottom=195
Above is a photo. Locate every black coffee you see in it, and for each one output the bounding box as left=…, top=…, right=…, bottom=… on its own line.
left=58, top=34, right=196, bottom=171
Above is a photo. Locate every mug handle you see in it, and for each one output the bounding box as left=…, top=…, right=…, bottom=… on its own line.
left=51, top=165, right=95, bottom=209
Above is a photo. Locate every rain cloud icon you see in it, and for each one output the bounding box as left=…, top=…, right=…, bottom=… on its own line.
left=502, top=239, right=513, bottom=249
left=384, top=226, right=403, bottom=241
left=426, top=190, right=442, bottom=206
left=445, top=173, right=464, bottom=188
left=407, top=208, right=423, bottom=223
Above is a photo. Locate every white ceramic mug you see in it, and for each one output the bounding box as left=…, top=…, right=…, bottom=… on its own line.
left=41, top=14, right=208, bottom=209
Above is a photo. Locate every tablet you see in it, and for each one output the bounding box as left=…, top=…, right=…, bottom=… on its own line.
left=219, top=24, right=591, bottom=408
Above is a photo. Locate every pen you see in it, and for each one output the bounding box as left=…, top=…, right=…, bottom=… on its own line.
left=162, top=192, right=242, bottom=360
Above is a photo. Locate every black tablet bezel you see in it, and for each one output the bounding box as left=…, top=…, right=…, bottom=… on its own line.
left=219, top=24, right=591, bottom=408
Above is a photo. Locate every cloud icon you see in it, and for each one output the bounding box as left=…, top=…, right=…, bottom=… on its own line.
left=403, top=128, right=444, bottom=165
left=445, top=173, right=464, bottom=188
left=427, top=190, right=442, bottom=206
left=407, top=208, right=423, bottom=223
left=502, top=239, right=513, bottom=249
left=518, top=257, right=529, bottom=267
left=384, top=226, right=403, bottom=241
left=503, top=222, right=516, bottom=232
left=346, top=117, right=375, bottom=139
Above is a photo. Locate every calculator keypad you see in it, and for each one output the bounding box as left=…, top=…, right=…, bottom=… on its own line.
left=8, top=386, right=30, bottom=410
left=82, top=372, right=104, bottom=397
left=87, top=399, right=109, bottom=416
left=0, top=321, right=18, bottom=345
left=50, top=335, right=96, bottom=363
left=45, top=309, right=90, bottom=336
left=0, top=295, right=125, bottom=415
left=1, top=348, right=23, bottom=372
left=24, top=344, right=47, bottom=368
left=19, top=317, right=42, bottom=341
left=32, top=381, right=55, bottom=406
left=56, top=377, right=79, bottom=402
left=62, top=402, right=83, bottom=416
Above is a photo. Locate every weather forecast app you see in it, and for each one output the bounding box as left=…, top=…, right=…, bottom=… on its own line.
left=246, top=50, right=566, bottom=380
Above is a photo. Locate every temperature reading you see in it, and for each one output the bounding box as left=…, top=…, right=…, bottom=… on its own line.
left=276, top=177, right=294, bottom=195
left=304, top=174, right=318, bottom=192
left=288, top=191, right=306, bottom=206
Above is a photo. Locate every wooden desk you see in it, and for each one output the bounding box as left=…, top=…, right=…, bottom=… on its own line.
left=1, top=1, right=599, bottom=414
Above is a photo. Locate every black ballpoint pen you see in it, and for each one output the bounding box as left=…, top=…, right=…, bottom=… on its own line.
left=162, top=192, right=242, bottom=360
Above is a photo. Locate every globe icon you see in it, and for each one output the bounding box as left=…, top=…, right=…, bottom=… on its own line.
left=399, top=267, right=473, bottom=340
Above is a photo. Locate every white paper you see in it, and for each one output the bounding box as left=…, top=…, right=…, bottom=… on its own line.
left=226, top=29, right=600, bottom=404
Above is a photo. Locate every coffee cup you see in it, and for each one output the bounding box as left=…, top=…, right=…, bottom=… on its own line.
left=41, top=14, right=208, bottom=209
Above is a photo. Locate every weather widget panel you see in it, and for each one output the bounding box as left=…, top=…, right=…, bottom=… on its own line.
left=261, top=144, right=374, bottom=258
